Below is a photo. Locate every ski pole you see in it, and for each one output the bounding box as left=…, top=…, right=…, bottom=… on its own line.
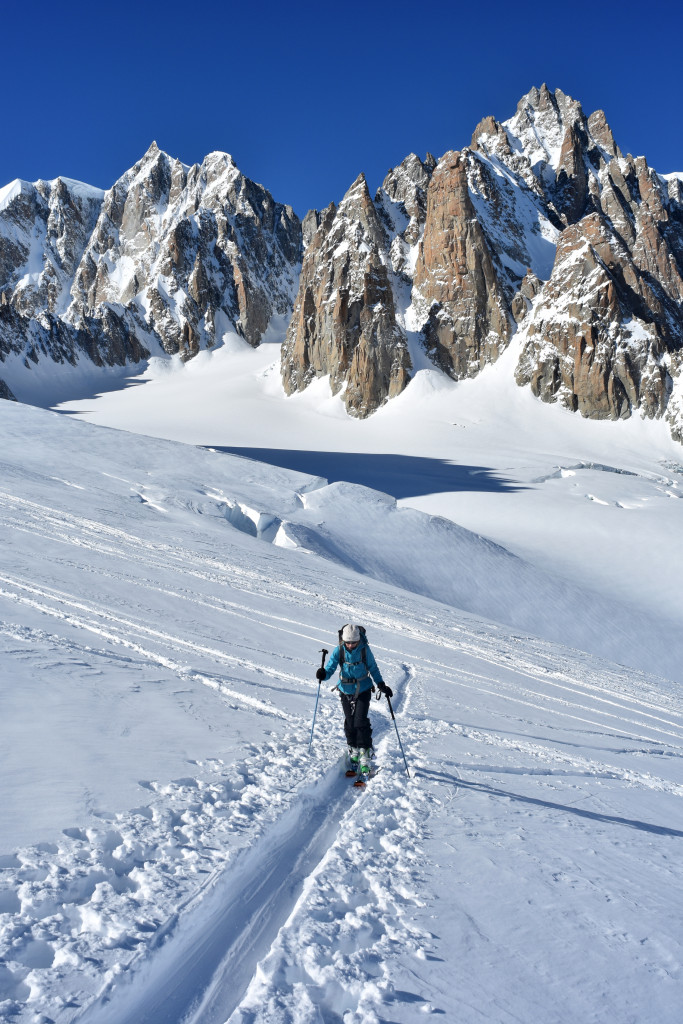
left=385, top=693, right=411, bottom=777
left=308, top=648, right=328, bottom=753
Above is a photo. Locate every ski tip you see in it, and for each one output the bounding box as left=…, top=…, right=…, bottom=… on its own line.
left=353, top=778, right=367, bottom=788
left=345, top=769, right=358, bottom=777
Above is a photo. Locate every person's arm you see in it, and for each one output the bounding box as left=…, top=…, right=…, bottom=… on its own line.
left=367, top=646, right=393, bottom=696
left=366, top=647, right=383, bottom=685
left=324, top=645, right=341, bottom=680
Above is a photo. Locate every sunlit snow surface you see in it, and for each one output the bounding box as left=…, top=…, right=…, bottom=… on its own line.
left=2, top=345, right=683, bottom=1023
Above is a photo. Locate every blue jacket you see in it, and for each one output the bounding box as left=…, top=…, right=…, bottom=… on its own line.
left=324, top=640, right=383, bottom=696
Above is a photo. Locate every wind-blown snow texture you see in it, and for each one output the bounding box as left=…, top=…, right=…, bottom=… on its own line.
left=2, top=399, right=683, bottom=1024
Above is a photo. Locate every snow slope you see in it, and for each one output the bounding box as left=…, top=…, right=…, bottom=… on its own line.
left=55, top=336, right=683, bottom=675
left=2, top=401, right=683, bottom=1023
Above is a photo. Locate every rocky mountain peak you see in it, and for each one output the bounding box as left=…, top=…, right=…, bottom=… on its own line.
left=335, top=174, right=388, bottom=248
left=126, top=141, right=175, bottom=192
left=412, top=149, right=512, bottom=379
left=281, top=168, right=410, bottom=417
left=381, top=153, right=434, bottom=199
left=506, top=85, right=589, bottom=177
left=470, top=87, right=633, bottom=230
left=194, top=151, right=240, bottom=192
left=340, top=171, right=371, bottom=204
left=4, top=86, right=683, bottom=446
left=383, top=156, right=430, bottom=222
left=0, top=175, right=105, bottom=320
left=281, top=86, right=683, bottom=441
left=1, top=146, right=303, bottom=400
left=470, top=115, right=511, bottom=154
left=586, top=109, right=621, bottom=159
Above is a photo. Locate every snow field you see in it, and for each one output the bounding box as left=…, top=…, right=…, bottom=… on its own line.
left=54, top=331, right=683, bottom=674
left=2, top=402, right=683, bottom=1023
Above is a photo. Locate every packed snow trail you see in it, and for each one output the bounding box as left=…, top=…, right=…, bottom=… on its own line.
left=76, top=768, right=355, bottom=1024
left=72, top=680, right=416, bottom=1024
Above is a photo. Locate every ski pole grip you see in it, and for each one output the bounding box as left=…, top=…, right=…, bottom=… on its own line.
left=309, top=651, right=328, bottom=754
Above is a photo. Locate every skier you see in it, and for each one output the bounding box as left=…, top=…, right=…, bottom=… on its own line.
left=316, top=624, right=393, bottom=780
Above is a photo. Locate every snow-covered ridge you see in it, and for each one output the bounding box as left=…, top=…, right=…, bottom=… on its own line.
left=47, top=176, right=106, bottom=201
left=0, top=178, right=27, bottom=213
left=0, top=175, right=105, bottom=214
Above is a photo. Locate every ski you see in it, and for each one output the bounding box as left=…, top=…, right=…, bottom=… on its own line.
left=352, top=766, right=379, bottom=787
left=344, top=747, right=378, bottom=785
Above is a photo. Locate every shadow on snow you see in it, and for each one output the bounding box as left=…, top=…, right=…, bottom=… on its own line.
left=205, top=448, right=526, bottom=501
left=417, top=768, right=683, bottom=838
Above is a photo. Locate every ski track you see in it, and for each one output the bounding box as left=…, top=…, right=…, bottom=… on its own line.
left=3, top=485, right=682, bottom=715
left=0, top=687, right=355, bottom=1023
left=73, top=668, right=424, bottom=1024
left=0, top=575, right=300, bottom=723
left=0, top=671, right=417, bottom=1024
left=4, top=563, right=682, bottom=769
left=3, top=484, right=683, bottom=1022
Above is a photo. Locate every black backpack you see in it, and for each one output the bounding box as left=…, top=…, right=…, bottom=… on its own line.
left=338, top=624, right=368, bottom=668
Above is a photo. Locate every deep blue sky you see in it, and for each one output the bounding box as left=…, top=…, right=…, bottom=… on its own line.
left=3, top=0, right=681, bottom=218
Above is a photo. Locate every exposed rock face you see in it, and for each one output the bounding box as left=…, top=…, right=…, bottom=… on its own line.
left=0, top=177, right=143, bottom=382
left=69, top=145, right=301, bottom=357
left=282, top=153, right=451, bottom=416
left=378, top=152, right=435, bottom=251
left=283, top=98, right=566, bottom=414
left=495, top=89, right=683, bottom=427
left=412, top=150, right=512, bottom=379
left=473, top=85, right=621, bottom=228
left=281, top=172, right=415, bottom=417
left=0, top=376, right=17, bottom=400
left=282, top=88, right=683, bottom=431
left=0, top=146, right=302, bottom=400
left=0, top=295, right=150, bottom=378
left=282, top=87, right=683, bottom=437
left=301, top=209, right=322, bottom=249
left=0, top=177, right=105, bottom=318
left=515, top=213, right=672, bottom=419
left=309, top=84, right=683, bottom=435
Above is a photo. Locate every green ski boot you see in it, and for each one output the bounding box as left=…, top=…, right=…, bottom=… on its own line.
left=345, top=747, right=359, bottom=777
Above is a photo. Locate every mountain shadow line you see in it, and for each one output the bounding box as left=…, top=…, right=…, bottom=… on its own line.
left=206, top=448, right=525, bottom=500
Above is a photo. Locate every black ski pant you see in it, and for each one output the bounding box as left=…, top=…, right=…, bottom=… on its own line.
left=340, top=690, right=373, bottom=749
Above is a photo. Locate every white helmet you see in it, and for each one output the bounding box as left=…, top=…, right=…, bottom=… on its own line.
left=342, top=624, right=360, bottom=643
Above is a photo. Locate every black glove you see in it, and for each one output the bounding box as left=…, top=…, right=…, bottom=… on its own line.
left=316, top=667, right=326, bottom=681
left=377, top=681, right=393, bottom=698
